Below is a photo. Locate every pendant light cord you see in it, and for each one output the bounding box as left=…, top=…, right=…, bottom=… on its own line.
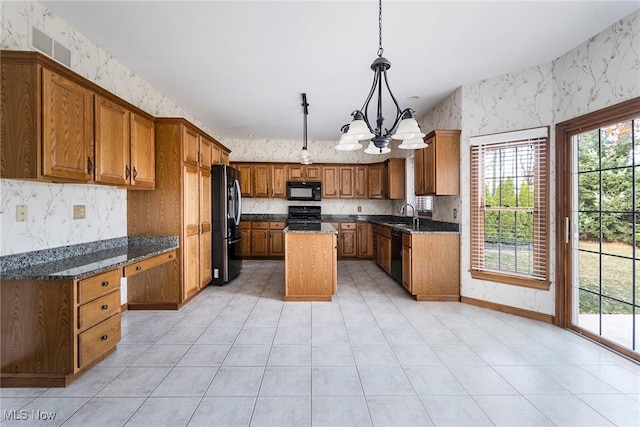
left=377, top=0, right=383, bottom=57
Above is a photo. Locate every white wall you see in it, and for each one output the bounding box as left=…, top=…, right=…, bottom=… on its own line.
left=418, top=9, right=640, bottom=316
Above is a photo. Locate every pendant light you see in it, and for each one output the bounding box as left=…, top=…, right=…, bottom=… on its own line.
left=337, top=0, right=425, bottom=154
left=299, top=93, right=312, bottom=165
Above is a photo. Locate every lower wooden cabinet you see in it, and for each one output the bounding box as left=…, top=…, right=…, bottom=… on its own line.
left=401, top=232, right=460, bottom=301
left=284, top=230, right=337, bottom=301
left=357, top=222, right=373, bottom=258
left=246, top=221, right=286, bottom=258
left=372, top=224, right=392, bottom=273
left=338, top=222, right=357, bottom=257
left=239, top=221, right=252, bottom=257
left=1, top=268, right=122, bottom=387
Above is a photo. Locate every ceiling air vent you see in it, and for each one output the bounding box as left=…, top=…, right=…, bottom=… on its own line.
left=30, top=26, right=71, bottom=67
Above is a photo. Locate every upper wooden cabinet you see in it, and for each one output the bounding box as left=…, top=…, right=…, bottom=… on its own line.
left=287, top=164, right=320, bottom=181
left=414, top=129, right=460, bottom=196
left=95, top=96, right=156, bottom=188
left=232, top=163, right=286, bottom=198
left=236, top=163, right=253, bottom=196
left=354, top=166, right=368, bottom=198
left=1, top=51, right=156, bottom=188
left=369, top=159, right=405, bottom=199
left=322, top=166, right=340, bottom=198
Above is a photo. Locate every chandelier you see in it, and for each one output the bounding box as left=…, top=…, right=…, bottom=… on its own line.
left=299, top=93, right=312, bottom=164
left=335, top=0, right=426, bottom=154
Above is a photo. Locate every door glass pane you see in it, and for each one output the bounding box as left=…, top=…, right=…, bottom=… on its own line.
left=578, top=129, right=600, bottom=172
left=601, top=121, right=632, bottom=170
left=573, top=119, right=639, bottom=355
left=601, top=255, right=633, bottom=303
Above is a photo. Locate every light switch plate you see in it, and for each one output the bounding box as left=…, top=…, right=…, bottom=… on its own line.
left=16, top=205, right=27, bottom=222
left=73, top=205, right=86, bottom=220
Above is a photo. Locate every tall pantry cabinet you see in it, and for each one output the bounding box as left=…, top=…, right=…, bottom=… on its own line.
left=127, top=118, right=230, bottom=308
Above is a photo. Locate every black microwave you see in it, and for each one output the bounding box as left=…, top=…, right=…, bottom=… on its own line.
left=286, top=181, right=322, bottom=201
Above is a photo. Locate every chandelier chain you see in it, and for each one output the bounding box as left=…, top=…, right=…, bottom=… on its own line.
left=377, top=0, right=383, bottom=57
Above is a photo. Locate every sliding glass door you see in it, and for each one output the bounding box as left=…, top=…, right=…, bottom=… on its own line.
left=569, top=117, right=640, bottom=355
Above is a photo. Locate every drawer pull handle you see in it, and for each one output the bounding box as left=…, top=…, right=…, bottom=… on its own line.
left=101, top=335, right=108, bottom=341
left=169, top=254, right=174, bottom=259
left=102, top=281, right=109, bottom=287
left=101, top=304, right=108, bottom=310
left=136, top=266, right=142, bottom=271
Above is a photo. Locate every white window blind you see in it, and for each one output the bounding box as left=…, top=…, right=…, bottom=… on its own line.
left=470, top=127, right=549, bottom=284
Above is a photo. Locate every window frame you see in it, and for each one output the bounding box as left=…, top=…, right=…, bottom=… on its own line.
left=469, top=126, right=551, bottom=290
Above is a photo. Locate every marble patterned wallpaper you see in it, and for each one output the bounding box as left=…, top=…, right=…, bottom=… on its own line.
left=419, top=9, right=640, bottom=316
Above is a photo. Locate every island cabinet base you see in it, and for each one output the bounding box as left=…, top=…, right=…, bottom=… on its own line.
left=284, top=230, right=337, bottom=301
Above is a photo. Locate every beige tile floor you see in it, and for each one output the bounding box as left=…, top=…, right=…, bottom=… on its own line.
left=1, top=260, right=639, bottom=426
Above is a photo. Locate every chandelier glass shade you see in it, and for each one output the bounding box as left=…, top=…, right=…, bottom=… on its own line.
left=336, top=0, right=424, bottom=154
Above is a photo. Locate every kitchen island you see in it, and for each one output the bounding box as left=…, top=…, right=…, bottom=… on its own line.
left=283, top=223, right=337, bottom=301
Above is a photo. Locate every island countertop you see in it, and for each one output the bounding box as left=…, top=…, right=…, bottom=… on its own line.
left=283, top=223, right=338, bottom=234
left=0, top=236, right=179, bottom=280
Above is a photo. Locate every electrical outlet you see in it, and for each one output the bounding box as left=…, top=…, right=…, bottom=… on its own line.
left=73, top=205, right=86, bottom=220
left=357, top=205, right=362, bottom=212
left=453, top=208, right=458, bottom=220
left=16, top=205, right=27, bottom=222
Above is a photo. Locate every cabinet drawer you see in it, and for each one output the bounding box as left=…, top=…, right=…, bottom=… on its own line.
left=78, top=313, right=121, bottom=369
left=253, top=221, right=269, bottom=230
left=402, top=233, right=411, bottom=247
left=78, top=269, right=121, bottom=304
left=270, top=221, right=285, bottom=230
left=123, top=250, right=176, bottom=277
left=340, top=222, right=356, bottom=230
left=78, top=289, right=120, bottom=331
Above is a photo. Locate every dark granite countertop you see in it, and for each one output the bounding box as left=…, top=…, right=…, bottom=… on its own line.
left=242, top=214, right=459, bottom=234
left=284, top=223, right=338, bottom=234
left=0, top=236, right=179, bottom=280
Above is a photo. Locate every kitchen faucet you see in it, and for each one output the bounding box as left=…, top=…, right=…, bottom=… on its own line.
left=400, top=203, right=420, bottom=229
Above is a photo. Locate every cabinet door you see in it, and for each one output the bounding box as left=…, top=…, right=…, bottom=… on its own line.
left=251, top=229, right=268, bottom=256
left=271, top=164, right=286, bottom=198
left=287, top=165, right=304, bottom=181
left=368, top=164, right=385, bottom=199
left=220, top=151, right=230, bottom=166
left=340, top=229, right=357, bottom=257
left=253, top=164, right=270, bottom=197
left=239, top=222, right=251, bottom=257
left=183, top=126, right=200, bottom=166
left=269, top=229, right=285, bottom=256
left=339, top=167, right=354, bottom=198
left=183, top=164, right=200, bottom=298
left=305, top=166, right=321, bottom=181
left=357, top=222, right=372, bottom=258
left=95, top=96, right=130, bottom=185
left=130, top=113, right=155, bottom=188
left=380, top=236, right=391, bottom=274
left=423, top=139, right=436, bottom=195
left=199, top=168, right=212, bottom=288
left=211, top=143, right=221, bottom=165
left=387, top=158, right=405, bottom=199
left=354, top=166, right=368, bottom=198
left=322, top=166, right=339, bottom=198
left=236, top=164, right=253, bottom=197
left=402, top=245, right=412, bottom=292
left=414, top=147, right=426, bottom=196
left=200, top=137, right=212, bottom=169
left=42, top=68, right=94, bottom=181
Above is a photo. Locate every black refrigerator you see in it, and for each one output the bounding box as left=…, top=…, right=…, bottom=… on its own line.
left=211, top=165, right=243, bottom=284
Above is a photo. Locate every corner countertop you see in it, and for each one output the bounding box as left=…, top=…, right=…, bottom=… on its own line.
left=0, top=236, right=179, bottom=281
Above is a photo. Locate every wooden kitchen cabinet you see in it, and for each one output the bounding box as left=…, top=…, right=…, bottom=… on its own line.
left=1, top=268, right=121, bottom=387
left=338, top=222, right=357, bottom=257
left=239, top=221, right=252, bottom=257
left=339, top=167, right=355, bottom=198
left=253, top=164, right=270, bottom=197
left=271, top=164, right=287, bottom=198
left=235, top=163, right=253, bottom=196
left=248, top=221, right=285, bottom=257
left=357, top=222, right=373, bottom=258
left=368, top=159, right=405, bottom=199
left=414, top=129, right=460, bottom=195
left=322, top=166, right=340, bottom=198
left=95, top=95, right=155, bottom=188
left=1, top=51, right=157, bottom=187
left=128, top=118, right=229, bottom=308
left=354, top=166, right=368, bottom=198
left=372, top=224, right=392, bottom=273
left=403, top=232, right=460, bottom=301
left=269, top=221, right=286, bottom=256
left=287, top=164, right=320, bottom=181
left=242, top=163, right=286, bottom=198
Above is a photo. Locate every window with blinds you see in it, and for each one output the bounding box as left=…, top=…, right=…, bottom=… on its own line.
left=469, top=127, right=550, bottom=289
left=416, top=196, right=433, bottom=215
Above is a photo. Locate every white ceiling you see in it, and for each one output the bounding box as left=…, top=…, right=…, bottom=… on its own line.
left=41, top=1, right=640, bottom=142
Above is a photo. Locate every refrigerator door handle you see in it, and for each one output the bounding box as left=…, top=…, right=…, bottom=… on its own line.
left=234, top=178, right=242, bottom=226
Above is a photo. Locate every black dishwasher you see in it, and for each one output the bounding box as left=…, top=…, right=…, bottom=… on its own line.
left=391, top=229, right=403, bottom=284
